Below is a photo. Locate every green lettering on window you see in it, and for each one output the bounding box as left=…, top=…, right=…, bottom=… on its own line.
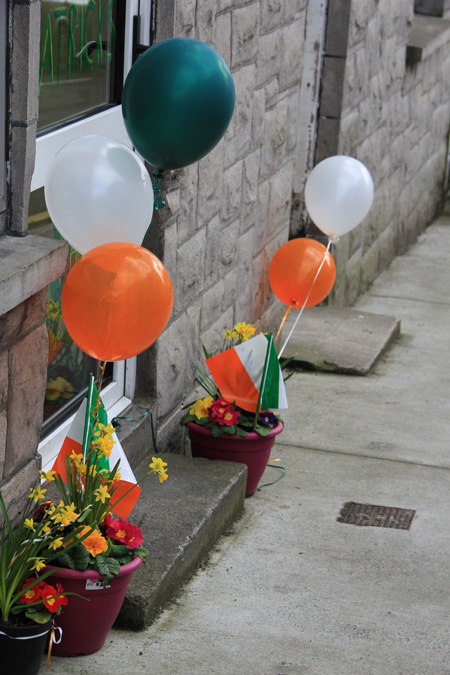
left=66, top=4, right=77, bottom=80
left=39, top=13, right=54, bottom=89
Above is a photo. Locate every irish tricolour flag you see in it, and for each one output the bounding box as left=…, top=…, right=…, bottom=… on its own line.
left=52, top=376, right=140, bottom=518
left=205, top=334, right=288, bottom=413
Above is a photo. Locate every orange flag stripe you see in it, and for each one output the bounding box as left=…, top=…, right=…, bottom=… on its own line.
left=206, top=347, right=260, bottom=412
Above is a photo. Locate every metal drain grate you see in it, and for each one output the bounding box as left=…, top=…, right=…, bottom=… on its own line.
left=338, top=502, right=415, bottom=530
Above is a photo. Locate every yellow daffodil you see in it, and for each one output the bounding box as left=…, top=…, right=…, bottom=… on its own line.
left=234, top=322, right=256, bottom=341
left=29, top=486, right=47, bottom=503
left=94, top=485, right=110, bottom=504
left=39, top=470, right=56, bottom=483
left=52, top=502, right=79, bottom=527
left=48, top=537, right=64, bottom=551
left=31, top=558, right=46, bottom=572
left=24, top=518, right=34, bottom=530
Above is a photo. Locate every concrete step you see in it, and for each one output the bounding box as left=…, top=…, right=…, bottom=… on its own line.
left=279, top=306, right=400, bottom=375
left=115, top=453, right=247, bottom=630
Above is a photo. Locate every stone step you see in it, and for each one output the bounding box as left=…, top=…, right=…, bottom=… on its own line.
left=279, top=307, right=400, bottom=375
left=115, top=453, right=247, bottom=630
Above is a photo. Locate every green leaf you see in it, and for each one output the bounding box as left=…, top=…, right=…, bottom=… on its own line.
left=95, top=555, right=121, bottom=580
left=134, top=546, right=149, bottom=560
left=25, top=607, right=51, bottom=624
left=72, top=544, right=90, bottom=571
left=254, top=425, right=271, bottom=437
left=54, top=551, right=75, bottom=570
left=235, top=427, right=248, bottom=437
left=210, top=425, right=223, bottom=438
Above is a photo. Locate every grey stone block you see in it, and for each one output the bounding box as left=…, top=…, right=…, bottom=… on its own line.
left=0, top=350, right=8, bottom=410
left=116, top=453, right=247, bottom=629
left=406, top=15, right=450, bottom=63
left=325, top=0, right=352, bottom=57
left=220, top=160, right=243, bottom=223
left=0, top=453, right=40, bottom=525
left=260, top=0, right=283, bottom=34
left=280, top=307, right=401, bottom=375
left=8, top=122, right=37, bottom=235
left=231, top=3, right=260, bottom=68
left=320, top=56, right=346, bottom=118
left=175, top=228, right=206, bottom=314
left=10, top=0, right=40, bottom=124
left=0, top=288, right=47, bottom=350
left=315, top=116, right=340, bottom=163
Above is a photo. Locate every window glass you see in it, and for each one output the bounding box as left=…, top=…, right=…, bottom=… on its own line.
left=28, top=188, right=113, bottom=434
left=38, top=0, right=123, bottom=132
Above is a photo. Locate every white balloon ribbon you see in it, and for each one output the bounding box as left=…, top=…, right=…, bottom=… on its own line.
left=278, top=239, right=332, bottom=359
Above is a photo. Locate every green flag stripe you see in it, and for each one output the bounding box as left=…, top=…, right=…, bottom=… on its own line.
left=261, top=335, right=280, bottom=410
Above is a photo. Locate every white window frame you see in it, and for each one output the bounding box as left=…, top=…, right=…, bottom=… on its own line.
left=34, top=0, right=150, bottom=471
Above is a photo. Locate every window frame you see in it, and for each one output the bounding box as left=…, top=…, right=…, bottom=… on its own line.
left=34, top=0, right=148, bottom=470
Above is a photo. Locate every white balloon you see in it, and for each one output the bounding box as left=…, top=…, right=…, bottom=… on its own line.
left=44, top=135, right=154, bottom=254
left=304, top=156, right=374, bottom=237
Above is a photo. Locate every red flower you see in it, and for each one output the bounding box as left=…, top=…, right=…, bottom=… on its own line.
left=209, top=399, right=239, bottom=426
left=41, top=583, right=68, bottom=613
left=106, top=518, right=143, bottom=549
left=19, top=578, right=42, bottom=605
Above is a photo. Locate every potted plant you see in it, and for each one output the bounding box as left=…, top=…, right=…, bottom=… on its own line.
left=181, top=322, right=288, bottom=496
left=0, top=481, right=93, bottom=675
left=39, top=412, right=168, bottom=656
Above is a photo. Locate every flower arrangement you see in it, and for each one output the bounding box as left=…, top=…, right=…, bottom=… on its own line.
left=38, top=421, right=168, bottom=585
left=180, top=322, right=286, bottom=438
left=0, top=484, right=91, bottom=626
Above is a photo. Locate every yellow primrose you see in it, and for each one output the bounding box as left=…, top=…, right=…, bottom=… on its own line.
left=189, top=395, right=213, bottom=420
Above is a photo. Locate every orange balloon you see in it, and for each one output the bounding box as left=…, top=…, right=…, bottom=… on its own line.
left=62, top=242, right=173, bottom=361
left=269, top=238, right=336, bottom=308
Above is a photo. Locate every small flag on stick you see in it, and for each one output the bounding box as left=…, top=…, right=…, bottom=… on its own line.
left=205, top=334, right=288, bottom=413
left=51, top=376, right=140, bottom=518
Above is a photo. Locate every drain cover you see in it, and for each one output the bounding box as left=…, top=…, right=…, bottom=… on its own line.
left=338, top=502, right=415, bottom=530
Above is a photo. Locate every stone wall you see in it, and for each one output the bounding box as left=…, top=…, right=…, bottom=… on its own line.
left=0, top=1, right=66, bottom=519
left=314, top=0, right=450, bottom=306
left=137, top=0, right=308, bottom=450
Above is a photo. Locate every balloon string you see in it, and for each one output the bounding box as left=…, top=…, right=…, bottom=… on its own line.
left=153, top=170, right=166, bottom=210
left=275, top=305, right=292, bottom=345
left=277, top=238, right=332, bottom=359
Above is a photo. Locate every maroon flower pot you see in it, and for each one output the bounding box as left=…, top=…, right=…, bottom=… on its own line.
left=187, top=421, right=283, bottom=496
left=45, top=556, right=142, bottom=656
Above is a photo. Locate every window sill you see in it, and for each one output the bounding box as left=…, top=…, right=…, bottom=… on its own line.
left=0, top=234, right=67, bottom=316
left=406, top=14, right=450, bottom=63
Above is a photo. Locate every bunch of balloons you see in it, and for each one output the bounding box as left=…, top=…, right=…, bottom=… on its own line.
left=44, top=38, right=236, bottom=361
left=270, top=155, right=374, bottom=311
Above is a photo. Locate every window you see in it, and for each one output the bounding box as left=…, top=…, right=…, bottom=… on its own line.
left=30, top=0, right=152, bottom=471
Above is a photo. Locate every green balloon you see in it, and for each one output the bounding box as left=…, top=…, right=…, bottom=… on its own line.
left=122, top=38, right=235, bottom=170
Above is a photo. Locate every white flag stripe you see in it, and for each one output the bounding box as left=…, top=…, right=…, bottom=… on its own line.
left=234, top=334, right=268, bottom=390
left=110, top=433, right=136, bottom=485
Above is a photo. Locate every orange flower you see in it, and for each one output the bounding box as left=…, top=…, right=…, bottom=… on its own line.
left=79, top=527, right=108, bottom=557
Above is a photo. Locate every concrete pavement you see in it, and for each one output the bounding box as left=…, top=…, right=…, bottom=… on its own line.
left=41, top=216, right=450, bottom=674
